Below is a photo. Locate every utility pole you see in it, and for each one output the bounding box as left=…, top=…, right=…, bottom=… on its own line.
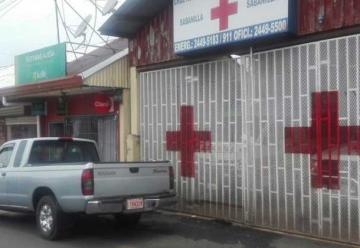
left=54, top=0, right=60, bottom=43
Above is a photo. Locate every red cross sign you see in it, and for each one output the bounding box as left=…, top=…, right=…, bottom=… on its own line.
left=166, top=106, right=212, bottom=178
left=211, top=0, right=238, bottom=31
left=285, top=91, right=360, bottom=190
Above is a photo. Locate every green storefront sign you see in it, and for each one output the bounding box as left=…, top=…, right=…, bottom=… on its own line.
left=15, top=43, right=67, bottom=85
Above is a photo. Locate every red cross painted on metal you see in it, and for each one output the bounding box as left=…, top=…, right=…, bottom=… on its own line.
left=211, top=0, right=238, bottom=31
left=166, top=106, right=212, bottom=178
left=285, top=91, right=360, bottom=190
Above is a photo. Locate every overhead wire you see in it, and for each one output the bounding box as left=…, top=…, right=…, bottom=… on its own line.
left=0, top=0, right=17, bottom=11
left=0, top=0, right=19, bottom=14
left=0, top=0, right=22, bottom=19
left=83, top=0, right=98, bottom=54
left=55, top=0, right=79, bottom=62
left=63, top=0, right=115, bottom=53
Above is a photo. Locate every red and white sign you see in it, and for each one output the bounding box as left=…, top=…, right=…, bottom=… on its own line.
left=173, top=0, right=291, bottom=53
left=126, top=198, right=144, bottom=210
left=94, top=94, right=114, bottom=114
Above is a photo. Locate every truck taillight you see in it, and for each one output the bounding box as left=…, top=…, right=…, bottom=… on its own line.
left=81, top=169, right=94, bottom=196
left=169, top=166, right=175, bottom=190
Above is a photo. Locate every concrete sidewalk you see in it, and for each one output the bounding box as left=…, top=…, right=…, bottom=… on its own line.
left=147, top=212, right=354, bottom=248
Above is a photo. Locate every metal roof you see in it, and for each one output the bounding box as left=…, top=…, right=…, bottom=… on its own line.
left=99, top=0, right=170, bottom=38
left=67, top=38, right=128, bottom=75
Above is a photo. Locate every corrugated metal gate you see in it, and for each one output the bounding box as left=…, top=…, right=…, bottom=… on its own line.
left=139, top=34, right=360, bottom=244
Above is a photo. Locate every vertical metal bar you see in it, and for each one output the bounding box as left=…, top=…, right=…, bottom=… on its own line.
left=191, top=65, right=195, bottom=203
left=274, top=51, right=280, bottom=228
left=140, top=73, right=144, bottom=159
left=282, top=49, right=288, bottom=229
left=209, top=62, right=213, bottom=209
left=196, top=64, right=200, bottom=202
left=149, top=73, right=153, bottom=161
left=290, top=48, right=296, bottom=230
left=326, top=40, right=333, bottom=237
left=316, top=41, right=323, bottom=237
left=202, top=63, right=206, bottom=205
left=215, top=61, right=219, bottom=215
left=306, top=44, right=313, bottom=235
left=346, top=37, right=351, bottom=242
left=155, top=71, right=159, bottom=161
left=36, top=116, right=41, bottom=137
left=335, top=38, right=341, bottom=240
left=251, top=48, right=256, bottom=224
left=299, top=46, right=305, bottom=233
left=221, top=60, right=225, bottom=212
left=228, top=60, right=232, bottom=217
left=234, top=58, right=239, bottom=219
left=357, top=35, right=360, bottom=243
left=245, top=55, right=252, bottom=223
left=54, top=0, right=60, bottom=44
left=266, top=52, right=272, bottom=226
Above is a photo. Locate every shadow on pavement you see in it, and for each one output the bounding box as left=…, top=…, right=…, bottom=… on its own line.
left=0, top=211, right=353, bottom=248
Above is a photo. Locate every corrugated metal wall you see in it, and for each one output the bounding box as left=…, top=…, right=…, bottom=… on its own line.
left=84, top=56, right=130, bottom=88
left=129, top=5, right=177, bottom=67
left=298, top=0, right=360, bottom=35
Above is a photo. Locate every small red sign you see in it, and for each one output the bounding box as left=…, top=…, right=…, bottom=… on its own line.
left=94, top=94, right=114, bottom=114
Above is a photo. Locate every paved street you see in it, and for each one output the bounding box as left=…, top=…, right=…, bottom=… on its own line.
left=0, top=210, right=354, bottom=248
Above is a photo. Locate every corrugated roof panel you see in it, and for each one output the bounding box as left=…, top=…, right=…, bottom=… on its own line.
left=84, top=56, right=130, bottom=89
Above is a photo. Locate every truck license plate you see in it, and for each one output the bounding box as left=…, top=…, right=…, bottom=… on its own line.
left=126, top=198, right=144, bottom=210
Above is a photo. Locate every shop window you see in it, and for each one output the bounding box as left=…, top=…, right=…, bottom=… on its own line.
left=9, top=125, right=37, bottom=140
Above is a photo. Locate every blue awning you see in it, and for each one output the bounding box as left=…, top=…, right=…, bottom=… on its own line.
left=99, top=0, right=170, bottom=38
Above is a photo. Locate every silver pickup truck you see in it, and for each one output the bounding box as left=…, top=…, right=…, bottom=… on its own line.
left=0, top=137, right=176, bottom=240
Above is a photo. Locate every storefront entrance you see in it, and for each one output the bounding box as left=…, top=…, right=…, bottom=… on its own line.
left=65, top=116, right=118, bottom=162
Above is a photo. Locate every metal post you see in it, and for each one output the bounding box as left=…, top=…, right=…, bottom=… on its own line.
left=54, top=0, right=60, bottom=43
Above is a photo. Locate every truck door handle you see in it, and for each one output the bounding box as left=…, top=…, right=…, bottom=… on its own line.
left=129, top=167, right=139, bottom=174
left=1, top=172, right=6, bottom=177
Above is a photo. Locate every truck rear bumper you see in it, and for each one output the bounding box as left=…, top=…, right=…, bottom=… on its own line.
left=85, top=193, right=177, bottom=215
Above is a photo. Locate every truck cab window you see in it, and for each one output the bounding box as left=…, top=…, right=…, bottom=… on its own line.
left=28, top=140, right=100, bottom=165
left=0, top=145, right=14, bottom=167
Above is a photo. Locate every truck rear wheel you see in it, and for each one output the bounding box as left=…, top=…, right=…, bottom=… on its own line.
left=114, top=213, right=141, bottom=226
left=36, top=195, right=64, bottom=240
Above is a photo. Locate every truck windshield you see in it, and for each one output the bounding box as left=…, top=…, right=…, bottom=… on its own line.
left=28, top=140, right=100, bottom=165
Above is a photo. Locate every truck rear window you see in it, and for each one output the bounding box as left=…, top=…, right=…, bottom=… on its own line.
left=28, top=140, right=100, bottom=165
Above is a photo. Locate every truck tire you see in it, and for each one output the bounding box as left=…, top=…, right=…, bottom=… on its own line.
left=114, top=213, right=142, bottom=226
left=36, top=195, right=64, bottom=240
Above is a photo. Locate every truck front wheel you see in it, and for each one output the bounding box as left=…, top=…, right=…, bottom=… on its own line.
left=36, top=195, right=64, bottom=240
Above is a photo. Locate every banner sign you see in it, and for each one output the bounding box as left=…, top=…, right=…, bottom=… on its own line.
left=31, top=102, right=47, bottom=116
left=173, top=0, right=294, bottom=54
left=15, top=43, right=67, bottom=85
